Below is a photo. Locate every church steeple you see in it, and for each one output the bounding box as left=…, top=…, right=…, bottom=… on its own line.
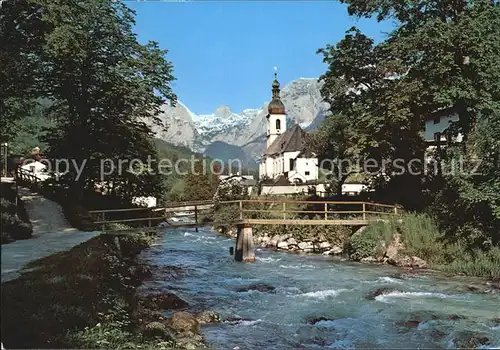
left=266, top=68, right=287, bottom=149
left=272, top=72, right=280, bottom=99
left=268, top=70, right=285, bottom=115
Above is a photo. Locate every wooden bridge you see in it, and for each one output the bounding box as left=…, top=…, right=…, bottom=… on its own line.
left=89, top=199, right=401, bottom=263
left=88, top=199, right=401, bottom=230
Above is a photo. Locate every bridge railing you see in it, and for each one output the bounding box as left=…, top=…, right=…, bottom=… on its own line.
left=215, top=199, right=401, bottom=223
left=88, top=199, right=403, bottom=232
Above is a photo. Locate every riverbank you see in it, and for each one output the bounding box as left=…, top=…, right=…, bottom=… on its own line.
left=0, top=232, right=215, bottom=349
left=216, top=212, right=500, bottom=280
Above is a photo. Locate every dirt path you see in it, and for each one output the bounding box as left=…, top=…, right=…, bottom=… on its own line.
left=1, top=187, right=98, bottom=283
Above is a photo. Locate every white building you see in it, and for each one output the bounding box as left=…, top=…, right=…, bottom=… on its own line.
left=259, top=73, right=319, bottom=184
left=424, top=108, right=463, bottom=145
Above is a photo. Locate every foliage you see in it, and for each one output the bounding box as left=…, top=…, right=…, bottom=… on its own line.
left=347, top=230, right=379, bottom=261
left=316, top=0, right=500, bottom=275
left=316, top=1, right=500, bottom=210
left=397, top=213, right=444, bottom=261
left=0, top=232, right=161, bottom=348
left=434, top=244, right=500, bottom=280
left=213, top=177, right=249, bottom=203
left=183, top=159, right=219, bottom=201
left=1, top=0, right=177, bottom=201
left=429, top=114, right=500, bottom=247
left=0, top=184, right=33, bottom=243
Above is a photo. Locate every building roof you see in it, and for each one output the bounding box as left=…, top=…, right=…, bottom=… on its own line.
left=265, top=124, right=309, bottom=156
left=267, top=72, right=286, bottom=115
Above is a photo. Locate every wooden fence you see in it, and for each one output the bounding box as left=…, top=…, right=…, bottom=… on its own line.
left=88, top=199, right=402, bottom=232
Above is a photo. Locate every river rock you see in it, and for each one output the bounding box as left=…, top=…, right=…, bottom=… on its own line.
left=385, top=234, right=403, bottom=260
left=144, top=292, right=189, bottom=310
left=395, top=320, right=420, bottom=328
left=307, top=316, right=334, bottom=325
left=387, top=255, right=412, bottom=267
left=330, top=246, right=343, bottom=255
left=316, top=242, right=331, bottom=250
left=269, top=235, right=280, bottom=247
left=411, top=256, right=428, bottom=269
left=196, top=310, right=221, bottom=324
left=261, top=236, right=270, bottom=244
left=166, top=311, right=200, bottom=334
left=453, top=331, right=491, bottom=349
left=366, top=287, right=394, bottom=300
left=287, top=237, right=298, bottom=245
left=390, top=273, right=410, bottom=280
left=298, top=242, right=314, bottom=250
left=277, top=242, right=289, bottom=250
left=235, top=283, right=276, bottom=293
left=360, top=256, right=378, bottom=264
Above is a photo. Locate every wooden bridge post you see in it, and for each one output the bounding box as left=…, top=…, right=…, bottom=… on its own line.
left=362, top=203, right=366, bottom=220
left=101, top=212, right=106, bottom=232
left=283, top=202, right=286, bottom=220
left=194, top=205, right=198, bottom=232
left=394, top=206, right=398, bottom=215
left=324, top=203, right=328, bottom=220
left=239, top=200, right=243, bottom=220
left=234, top=223, right=255, bottom=263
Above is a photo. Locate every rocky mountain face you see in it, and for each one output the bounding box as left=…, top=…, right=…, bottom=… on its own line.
left=150, top=78, right=329, bottom=167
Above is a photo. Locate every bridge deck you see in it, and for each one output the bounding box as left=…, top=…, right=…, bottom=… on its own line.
left=87, top=198, right=402, bottom=233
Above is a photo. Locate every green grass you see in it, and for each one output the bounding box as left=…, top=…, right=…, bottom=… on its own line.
left=348, top=212, right=500, bottom=279
left=0, top=232, right=174, bottom=349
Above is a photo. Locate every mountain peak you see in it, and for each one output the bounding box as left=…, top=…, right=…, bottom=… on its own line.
left=214, top=105, right=233, bottom=119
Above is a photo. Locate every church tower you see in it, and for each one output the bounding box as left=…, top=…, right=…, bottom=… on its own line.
left=266, top=72, right=287, bottom=149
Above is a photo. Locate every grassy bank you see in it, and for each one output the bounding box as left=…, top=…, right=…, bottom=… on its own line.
left=0, top=232, right=177, bottom=349
left=347, top=213, right=500, bottom=280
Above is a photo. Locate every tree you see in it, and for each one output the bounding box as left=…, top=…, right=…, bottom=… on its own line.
left=183, top=159, right=219, bottom=201
left=2, top=0, right=177, bottom=200
left=317, top=0, right=500, bottom=238
left=317, top=28, right=426, bottom=207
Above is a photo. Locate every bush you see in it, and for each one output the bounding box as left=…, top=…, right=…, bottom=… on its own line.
left=0, top=186, right=33, bottom=242
left=347, top=219, right=396, bottom=260
left=398, top=213, right=444, bottom=261
left=347, top=230, right=379, bottom=260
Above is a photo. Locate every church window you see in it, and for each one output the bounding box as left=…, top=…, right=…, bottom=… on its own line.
left=276, top=119, right=281, bottom=130
left=289, top=159, right=294, bottom=170
left=305, top=171, right=310, bottom=176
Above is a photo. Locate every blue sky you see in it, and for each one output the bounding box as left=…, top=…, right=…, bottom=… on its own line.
left=128, top=1, right=394, bottom=115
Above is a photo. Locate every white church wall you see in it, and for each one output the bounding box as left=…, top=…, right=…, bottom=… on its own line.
left=283, top=151, right=300, bottom=172
left=295, top=157, right=318, bottom=182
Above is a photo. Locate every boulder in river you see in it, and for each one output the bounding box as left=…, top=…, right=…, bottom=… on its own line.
left=144, top=292, right=190, bottom=310
left=453, top=331, right=491, bottom=349
left=395, top=320, right=420, bottom=328
left=307, top=316, right=334, bottom=325
left=366, top=287, right=394, bottom=300
left=235, top=283, right=276, bottom=293
left=166, top=311, right=200, bottom=334
left=196, top=310, right=221, bottom=324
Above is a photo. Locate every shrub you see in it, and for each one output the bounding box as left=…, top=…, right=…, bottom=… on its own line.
left=398, top=213, right=444, bottom=261
left=347, top=230, right=379, bottom=260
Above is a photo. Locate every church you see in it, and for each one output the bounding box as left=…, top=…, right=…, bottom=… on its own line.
left=258, top=73, right=319, bottom=184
